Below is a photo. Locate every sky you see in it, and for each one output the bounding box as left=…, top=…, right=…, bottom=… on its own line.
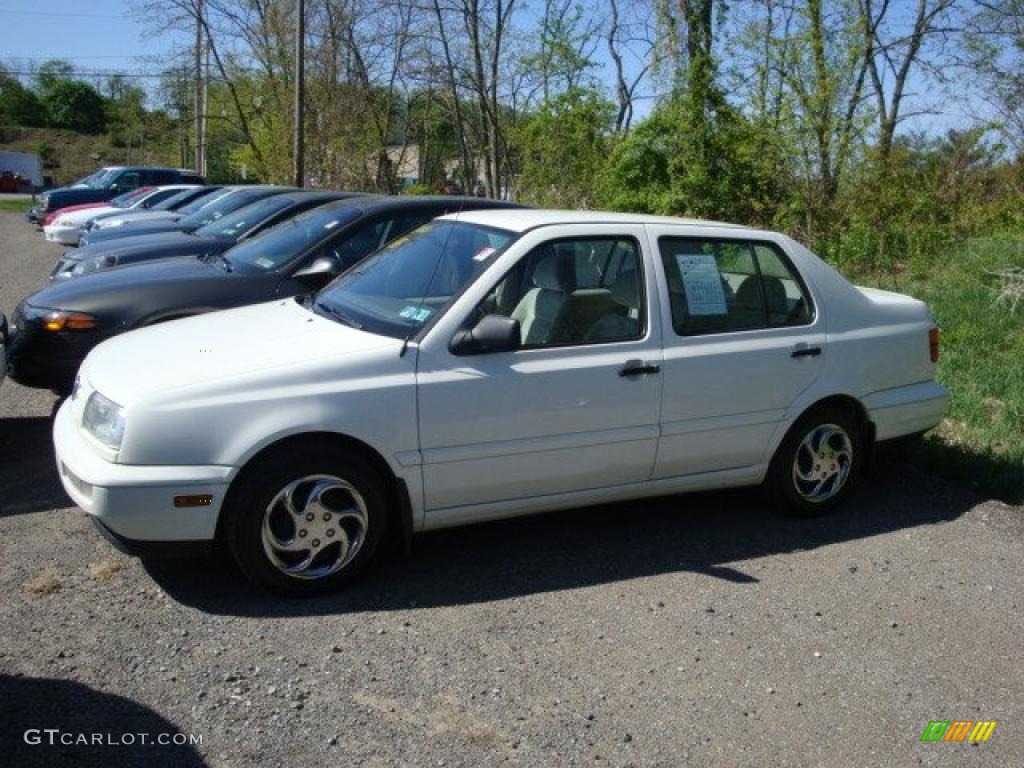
left=1, top=1, right=184, bottom=85
left=0, top=0, right=985, bottom=138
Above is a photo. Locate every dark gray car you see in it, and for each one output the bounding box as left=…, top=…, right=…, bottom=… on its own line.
left=51, top=190, right=361, bottom=280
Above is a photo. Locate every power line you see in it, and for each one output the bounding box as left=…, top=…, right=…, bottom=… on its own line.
left=0, top=10, right=125, bottom=19
left=5, top=55, right=158, bottom=61
left=1, top=69, right=168, bottom=79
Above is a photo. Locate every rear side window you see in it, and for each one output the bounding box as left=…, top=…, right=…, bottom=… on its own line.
left=659, top=237, right=812, bottom=336
left=150, top=170, right=177, bottom=185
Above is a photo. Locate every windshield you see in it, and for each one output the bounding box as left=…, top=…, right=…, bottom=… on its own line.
left=194, top=196, right=293, bottom=239
left=176, top=188, right=231, bottom=216
left=110, top=187, right=152, bottom=208
left=177, top=190, right=278, bottom=229
left=152, top=188, right=196, bottom=211
left=314, top=220, right=516, bottom=339
left=72, top=169, right=113, bottom=189
left=228, top=206, right=362, bottom=272
left=86, top=169, right=118, bottom=189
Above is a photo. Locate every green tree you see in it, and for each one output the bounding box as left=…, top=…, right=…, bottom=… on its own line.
left=513, top=88, right=615, bottom=207
left=41, top=80, right=108, bottom=133
left=0, top=70, right=45, bottom=126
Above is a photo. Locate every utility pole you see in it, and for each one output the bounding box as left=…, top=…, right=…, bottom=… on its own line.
left=201, top=28, right=209, bottom=178
left=194, top=0, right=204, bottom=173
left=293, top=0, right=305, bottom=187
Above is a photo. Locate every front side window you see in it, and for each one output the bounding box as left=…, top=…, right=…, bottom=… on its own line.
left=114, top=171, right=141, bottom=191
left=313, top=220, right=516, bottom=339
left=660, top=237, right=812, bottom=336
left=474, top=237, right=644, bottom=348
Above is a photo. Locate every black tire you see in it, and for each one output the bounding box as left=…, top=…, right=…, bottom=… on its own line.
left=224, top=443, right=389, bottom=596
left=768, top=404, right=865, bottom=517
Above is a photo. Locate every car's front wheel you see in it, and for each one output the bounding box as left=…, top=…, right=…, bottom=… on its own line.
left=769, top=404, right=865, bottom=516
left=224, top=444, right=389, bottom=596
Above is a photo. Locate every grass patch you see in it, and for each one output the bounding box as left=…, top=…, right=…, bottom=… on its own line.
left=849, top=237, right=1024, bottom=503
left=87, top=559, right=125, bottom=582
left=0, top=198, right=32, bottom=214
left=24, top=571, right=62, bottom=596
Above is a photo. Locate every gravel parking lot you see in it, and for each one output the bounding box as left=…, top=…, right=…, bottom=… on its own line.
left=0, top=210, right=1021, bottom=767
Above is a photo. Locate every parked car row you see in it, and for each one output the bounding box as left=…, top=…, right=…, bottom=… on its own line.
left=6, top=174, right=949, bottom=597
left=43, top=185, right=203, bottom=244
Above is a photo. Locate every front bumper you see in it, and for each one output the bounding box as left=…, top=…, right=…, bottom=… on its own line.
left=864, top=381, right=950, bottom=441
left=53, top=400, right=232, bottom=548
left=5, top=316, right=110, bottom=392
left=43, top=224, right=81, bottom=245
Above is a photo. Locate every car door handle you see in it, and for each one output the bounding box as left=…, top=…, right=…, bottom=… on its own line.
left=791, top=345, right=822, bottom=358
left=619, top=360, right=660, bottom=377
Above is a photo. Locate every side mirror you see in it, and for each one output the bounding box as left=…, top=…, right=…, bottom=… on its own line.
left=108, top=183, right=119, bottom=193
left=451, top=314, right=521, bottom=355
left=294, top=255, right=342, bottom=286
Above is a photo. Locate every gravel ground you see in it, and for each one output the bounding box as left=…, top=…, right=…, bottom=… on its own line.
left=0, top=211, right=1021, bottom=767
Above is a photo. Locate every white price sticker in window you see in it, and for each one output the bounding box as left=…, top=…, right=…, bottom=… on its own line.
left=676, top=254, right=727, bottom=316
left=473, top=247, right=496, bottom=262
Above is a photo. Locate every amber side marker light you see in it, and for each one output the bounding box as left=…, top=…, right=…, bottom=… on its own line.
left=929, top=327, right=940, bottom=363
left=43, top=311, right=98, bottom=331
left=174, top=495, right=213, bottom=508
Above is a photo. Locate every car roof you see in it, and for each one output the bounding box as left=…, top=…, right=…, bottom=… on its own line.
left=439, top=208, right=749, bottom=233
left=311, top=194, right=524, bottom=214
left=274, top=190, right=366, bottom=204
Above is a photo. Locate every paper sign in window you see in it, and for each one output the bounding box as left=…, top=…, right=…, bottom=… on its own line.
left=676, top=254, right=727, bottom=315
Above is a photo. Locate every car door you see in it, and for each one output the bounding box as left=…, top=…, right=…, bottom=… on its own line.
left=415, top=224, right=664, bottom=516
left=649, top=228, right=825, bottom=479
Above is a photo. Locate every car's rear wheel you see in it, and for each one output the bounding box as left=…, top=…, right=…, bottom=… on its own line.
left=769, top=404, right=864, bottom=516
left=224, top=444, right=388, bottom=596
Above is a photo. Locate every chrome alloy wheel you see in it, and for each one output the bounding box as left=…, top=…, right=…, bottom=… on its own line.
left=260, top=474, right=369, bottom=580
left=791, top=423, right=854, bottom=503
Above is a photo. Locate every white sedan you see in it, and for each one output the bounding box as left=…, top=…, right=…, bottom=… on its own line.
left=43, top=185, right=197, bottom=244
left=53, top=211, right=949, bottom=595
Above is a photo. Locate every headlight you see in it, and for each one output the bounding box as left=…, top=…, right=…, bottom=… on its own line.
left=83, top=391, right=126, bottom=451
left=72, top=257, right=114, bottom=276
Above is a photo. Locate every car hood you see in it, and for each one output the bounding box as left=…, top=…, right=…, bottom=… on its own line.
left=101, top=211, right=182, bottom=226
left=63, top=232, right=228, bottom=265
left=81, top=220, right=189, bottom=245
left=82, top=299, right=401, bottom=406
left=31, top=256, right=235, bottom=312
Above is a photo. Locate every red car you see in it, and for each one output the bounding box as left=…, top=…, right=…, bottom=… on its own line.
left=41, top=186, right=156, bottom=226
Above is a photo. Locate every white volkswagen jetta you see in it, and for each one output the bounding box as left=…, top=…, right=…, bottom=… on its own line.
left=53, top=211, right=948, bottom=595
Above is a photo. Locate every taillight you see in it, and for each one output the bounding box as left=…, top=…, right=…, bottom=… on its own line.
left=929, top=327, right=940, bottom=363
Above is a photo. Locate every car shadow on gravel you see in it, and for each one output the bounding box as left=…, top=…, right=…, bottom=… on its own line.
left=0, top=674, right=208, bottom=767
left=0, top=416, right=70, bottom=517
left=145, top=446, right=982, bottom=617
